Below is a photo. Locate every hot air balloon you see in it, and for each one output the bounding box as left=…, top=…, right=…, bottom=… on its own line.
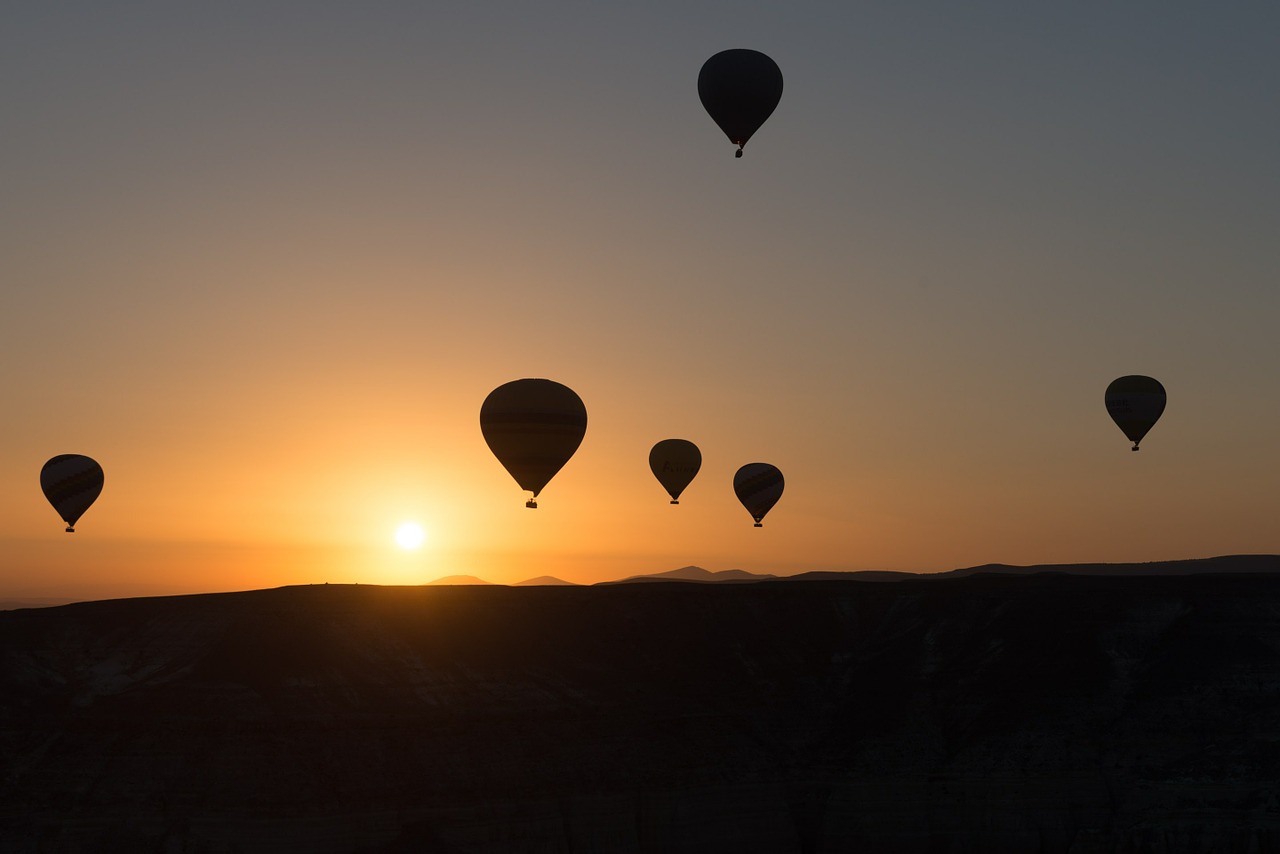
left=40, top=454, right=104, bottom=532
left=1105, top=375, right=1166, bottom=451
left=480, top=379, right=587, bottom=508
left=649, top=439, right=702, bottom=504
left=733, top=463, right=783, bottom=527
left=698, top=49, right=783, bottom=158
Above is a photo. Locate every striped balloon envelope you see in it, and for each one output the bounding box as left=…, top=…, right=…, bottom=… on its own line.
left=480, top=379, right=587, bottom=508
left=649, top=439, right=702, bottom=504
left=733, top=463, right=784, bottom=527
left=40, top=454, right=104, bottom=532
left=1105, top=375, right=1166, bottom=451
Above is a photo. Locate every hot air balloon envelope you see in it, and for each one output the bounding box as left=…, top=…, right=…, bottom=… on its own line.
left=734, top=462, right=783, bottom=527
left=40, top=454, right=104, bottom=532
left=1105, top=375, right=1166, bottom=450
left=698, top=49, right=783, bottom=156
left=649, top=439, right=702, bottom=504
left=481, top=379, right=587, bottom=506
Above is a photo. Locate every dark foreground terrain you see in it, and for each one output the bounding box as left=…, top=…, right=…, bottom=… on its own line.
left=3, top=573, right=1280, bottom=852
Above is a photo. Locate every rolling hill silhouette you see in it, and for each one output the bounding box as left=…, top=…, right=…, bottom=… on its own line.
left=4, top=569, right=1280, bottom=850
left=783, top=554, right=1280, bottom=582
left=939, top=554, right=1280, bottom=577
left=604, top=565, right=776, bottom=584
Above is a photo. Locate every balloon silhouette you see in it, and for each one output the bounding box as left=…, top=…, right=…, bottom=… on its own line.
left=40, top=454, right=104, bottom=532
left=698, top=49, right=783, bottom=157
left=649, top=439, right=702, bottom=504
left=733, top=463, right=784, bottom=527
left=1105, top=375, right=1166, bottom=451
left=480, top=379, right=587, bottom=508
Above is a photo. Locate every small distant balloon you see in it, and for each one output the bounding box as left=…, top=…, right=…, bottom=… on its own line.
left=733, top=463, right=784, bottom=527
left=480, top=378, right=587, bottom=508
left=1105, top=375, right=1166, bottom=451
left=649, top=439, right=702, bottom=504
left=40, top=454, right=104, bottom=533
left=698, top=49, right=783, bottom=157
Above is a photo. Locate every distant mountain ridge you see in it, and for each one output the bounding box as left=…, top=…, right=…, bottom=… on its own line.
left=0, top=598, right=80, bottom=611
left=601, top=565, right=777, bottom=584
left=783, top=554, right=1280, bottom=582
left=941, top=554, right=1280, bottom=577
left=607, top=555, right=1280, bottom=587
left=8, top=556, right=1278, bottom=610
left=425, top=575, right=493, bottom=585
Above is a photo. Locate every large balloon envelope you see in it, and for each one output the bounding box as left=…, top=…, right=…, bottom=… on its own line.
left=481, top=379, right=587, bottom=507
left=40, top=454, right=104, bottom=532
left=698, top=49, right=783, bottom=157
left=733, top=463, right=784, bottom=527
left=1105, top=375, right=1166, bottom=451
left=649, top=439, right=702, bottom=504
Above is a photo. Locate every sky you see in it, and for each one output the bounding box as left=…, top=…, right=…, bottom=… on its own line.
left=3, top=2, right=1278, bottom=598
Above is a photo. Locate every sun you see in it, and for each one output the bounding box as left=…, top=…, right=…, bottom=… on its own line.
left=394, top=521, right=427, bottom=550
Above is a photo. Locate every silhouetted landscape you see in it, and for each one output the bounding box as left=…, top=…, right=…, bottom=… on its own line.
left=4, top=559, right=1280, bottom=852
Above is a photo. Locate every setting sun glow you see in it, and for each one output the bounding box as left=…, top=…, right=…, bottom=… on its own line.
left=394, top=522, right=426, bottom=550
